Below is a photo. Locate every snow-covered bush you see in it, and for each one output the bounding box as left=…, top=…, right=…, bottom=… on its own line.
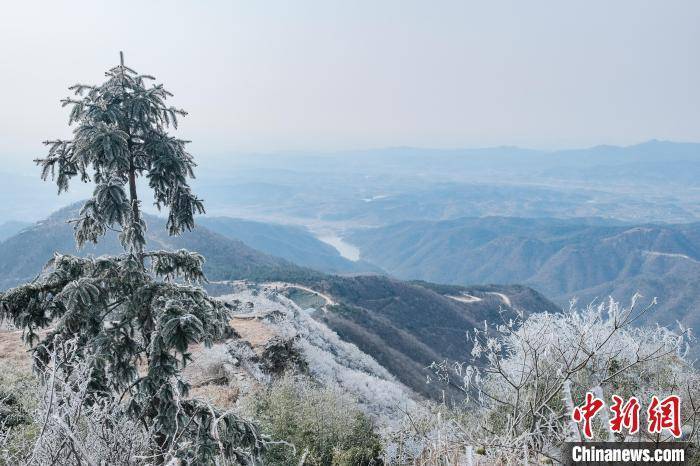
left=0, top=339, right=265, bottom=465
left=429, top=296, right=700, bottom=463
left=0, top=340, right=148, bottom=465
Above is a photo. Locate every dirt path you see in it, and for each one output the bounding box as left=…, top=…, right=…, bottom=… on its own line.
left=446, top=293, right=483, bottom=304
left=486, top=292, right=512, bottom=307
left=262, top=281, right=337, bottom=306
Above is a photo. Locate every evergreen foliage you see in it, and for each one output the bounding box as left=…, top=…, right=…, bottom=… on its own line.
left=0, top=53, right=264, bottom=464
left=36, top=51, right=203, bottom=254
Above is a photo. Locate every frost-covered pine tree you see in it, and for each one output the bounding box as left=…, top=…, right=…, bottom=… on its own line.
left=0, top=53, right=264, bottom=464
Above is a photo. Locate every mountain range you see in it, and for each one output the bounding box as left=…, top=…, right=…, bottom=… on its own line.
left=6, top=141, right=700, bottom=224
left=0, top=205, right=557, bottom=398
left=349, top=216, right=700, bottom=332
left=0, top=221, right=30, bottom=242
left=0, top=204, right=325, bottom=291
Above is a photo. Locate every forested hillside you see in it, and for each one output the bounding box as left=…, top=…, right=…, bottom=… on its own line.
left=0, top=221, right=30, bottom=242
left=0, top=204, right=324, bottom=290
left=309, top=276, right=559, bottom=398
left=350, top=216, right=700, bottom=330
left=199, top=216, right=380, bottom=274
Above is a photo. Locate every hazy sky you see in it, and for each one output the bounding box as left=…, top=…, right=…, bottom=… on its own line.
left=1, top=0, right=699, bottom=161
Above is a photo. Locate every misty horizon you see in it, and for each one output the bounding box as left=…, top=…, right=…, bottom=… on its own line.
left=2, top=0, right=700, bottom=158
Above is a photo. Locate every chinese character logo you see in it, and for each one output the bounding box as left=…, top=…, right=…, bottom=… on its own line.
left=609, top=395, right=640, bottom=434
left=572, top=392, right=682, bottom=439
left=572, top=392, right=604, bottom=439
left=647, top=395, right=681, bottom=438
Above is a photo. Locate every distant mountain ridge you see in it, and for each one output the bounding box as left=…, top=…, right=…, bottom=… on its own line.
left=0, top=206, right=380, bottom=290
left=0, top=203, right=323, bottom=291
left=6, top=140, right=700, bottom=223
left=349, top=216, right=700, bottom=331
left=0, top=221, right=31, bottom=242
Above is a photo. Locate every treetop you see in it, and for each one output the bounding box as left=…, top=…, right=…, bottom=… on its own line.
left=35, top=52, right=204, bottom=254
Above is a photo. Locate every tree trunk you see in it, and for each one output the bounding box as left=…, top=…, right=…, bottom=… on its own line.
left=127, top=164, right=145, bottom=257
left=128, top=167, right=140, bottom=225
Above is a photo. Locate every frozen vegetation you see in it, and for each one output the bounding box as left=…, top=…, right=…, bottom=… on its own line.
left=219, top=284, right=418, bottom=422
left=3, top=288, right=700, bottom=464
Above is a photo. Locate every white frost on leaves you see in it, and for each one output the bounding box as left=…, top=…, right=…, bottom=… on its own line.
left=452, top=296, right=699, bottom=463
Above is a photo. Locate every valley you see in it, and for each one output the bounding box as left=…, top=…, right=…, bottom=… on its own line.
left=2, top=142, right=700, bottom=455
left=0, top=206, right=559, bottom=400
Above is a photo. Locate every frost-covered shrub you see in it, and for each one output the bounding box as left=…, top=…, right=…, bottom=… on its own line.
left=0, top=341, right=150, bottom=465
left=0, top=359, right=39, bottom=464
left=0, top=339, right=267, bottom=465
left=430, top=296, right=700, bottom=463
left=380, top=402, right=476, bottom=465
left=221, top=289, right=417, bottom=421
left=243, top=373, right=383, bottom=466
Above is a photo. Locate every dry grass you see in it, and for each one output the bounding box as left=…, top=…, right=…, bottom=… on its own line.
left=229, top=317, right=276, bottom=355
left=190, top=383, right=241, bottom=407
left=0, top=324, right=263, bottom=411
left=0, top=329, right=34, bottom=373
